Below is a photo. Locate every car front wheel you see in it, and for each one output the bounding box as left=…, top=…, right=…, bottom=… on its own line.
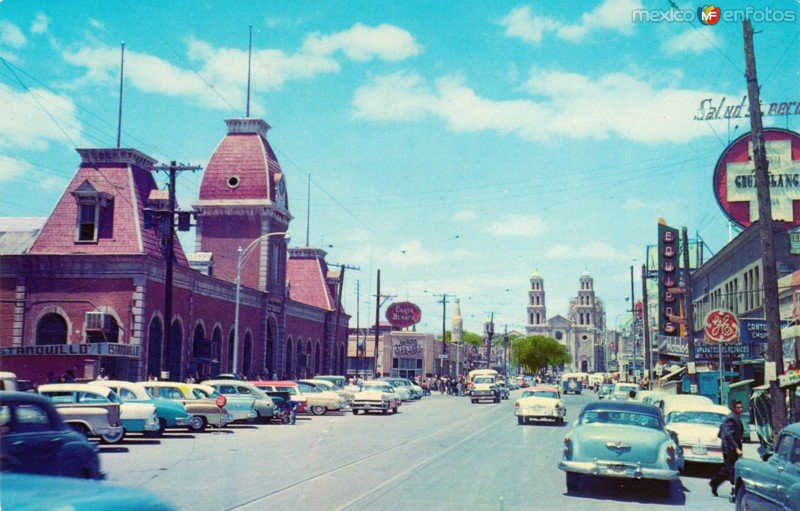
left=188, top=415, right=207, bottom=433
left=101, top=428, right=125, bottom=444
left=566, top=472, right=581, bottom=492
left=517, top=416, right=524, bottom=425
left=311, top=405, right=327, bottom=416
left=735, top=483, right=750, bottom=511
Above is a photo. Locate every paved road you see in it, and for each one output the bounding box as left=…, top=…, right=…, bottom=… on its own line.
left=100, top=391, right=744, bottom=510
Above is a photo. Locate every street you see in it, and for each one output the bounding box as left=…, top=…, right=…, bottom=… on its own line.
left=98, top=390, right=745, bottom=511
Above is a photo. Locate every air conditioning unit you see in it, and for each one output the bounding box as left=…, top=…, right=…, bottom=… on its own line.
left=85, top=312, right=118, bottom=342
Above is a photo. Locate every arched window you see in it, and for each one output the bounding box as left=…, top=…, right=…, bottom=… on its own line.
left=165, top=319, right=183, bottom=381
left=265, top=318, right=275, bottom=374
left=555, top=331, right=563, bottom=341
left=36, top=313, right=68, bottom=345
left=211, top=326, right=222, bottom=377
left=147, top=316, right=162, bottom=377
left=316, top=341, right=322, bottom=374
left=242, top=331, right=253, bottom=376
left=192, top=323, right=205, bottom=359
left=227, top=329, right=235, bottom=372
left=285, top=338, right=293, bottom=375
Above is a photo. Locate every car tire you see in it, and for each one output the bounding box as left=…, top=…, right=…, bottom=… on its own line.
left=471, top=399, right=477, bottom=404
left=101, top=428, right=125, bottom=444
left=494, top=397, right=500, bottom=403
left=517, top=416, right=524, bottom=425
left=382, top=408, right=389, bottom=415
left=392, top=406, right=398, bottom=414
left=735, top=483, right=749, bottom=511
left=352, top=409, right=359, bottom=415
left=188, top=415, right=207, bottom=433
left=311, top=405, right=327, bottom=416
left=566, top=472, right=581, bottom=492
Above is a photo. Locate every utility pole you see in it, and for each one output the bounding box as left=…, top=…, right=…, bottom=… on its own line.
left=154, top=161, right=201, bottom=380
left=743, top=19, right=787, bottom=434
left=434, top=294, right=449, bottom=375
left=373, top=270, right=395, bottom=377
left=503, top=324, right=509, bottom=377
left=116, top=42, right=125, bottom=148
left=682, top=227, right=697, bottom=392
left=630, top=265, right=636, bottom=382
left=641, top=264, right=651, bottom=389
left=328, top=262, right=359, bottom=374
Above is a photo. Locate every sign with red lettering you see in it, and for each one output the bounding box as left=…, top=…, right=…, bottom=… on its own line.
left=385, top=302, right=422, bottom=328
left=713, top=128, right=800, bottom=230
left=703, top=309, right=739, bottom=344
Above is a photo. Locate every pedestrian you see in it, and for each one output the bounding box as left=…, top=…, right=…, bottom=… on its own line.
left=710, top=400, right=745, bottom=498
left=186, top=373, right=196, bottom=384
left=96, top=367, right=109, bottom=380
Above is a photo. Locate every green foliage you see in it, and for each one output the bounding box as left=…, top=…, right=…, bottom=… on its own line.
left=510, top=335, right=571, bottom=373
left=443, top=330, right=484, bottom=346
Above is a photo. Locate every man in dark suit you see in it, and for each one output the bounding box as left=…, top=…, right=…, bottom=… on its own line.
left=710, top=400, right=745, bottom=497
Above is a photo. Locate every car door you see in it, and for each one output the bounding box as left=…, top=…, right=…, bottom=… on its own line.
left=753, top=433, right=795, bottom=507
left=777, top=434, right=800, bottom=511
left=4, top=402, right=67, bottom=476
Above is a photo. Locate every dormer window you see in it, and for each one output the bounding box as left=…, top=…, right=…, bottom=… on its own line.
left=72, top=180, right=112, bottom=243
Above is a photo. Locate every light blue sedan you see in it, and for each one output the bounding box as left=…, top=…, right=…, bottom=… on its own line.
left=558, top=400, right=682, bottom=496
left=734, top=422, right=800, bottom=510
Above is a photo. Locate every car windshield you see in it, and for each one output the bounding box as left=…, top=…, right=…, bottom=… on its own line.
left=364, top=384, right=392, bottom=392
left=523, top=390, right=558, bottom=399
left=666, top=411, right=726, bottom=426
left=298, top=384, right=320, bottom=393
left=474, top=377, right=494, bottom=384
left=580, top=410, right=663, bottom=430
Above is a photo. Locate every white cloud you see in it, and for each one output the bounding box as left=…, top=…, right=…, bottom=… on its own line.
left=499, top=0, right=643, bottom=45
left=88, top=19, right=105, bottom=31
left=383, top=240, right=478, bottom=266
left=452, top=209, right=477, bottom=221
left=30, top=13, right=50, bottom=35
left=62, top=23, right=420, bottom=112
left=0, top=21, right=27, bottom=49
left=482, top=214, right=546, bottom=237
left=353, top=68, right=725, bottom=144
left=0, top=156, right=66, bottom=193
left=664, top=28, right=721, bottom=54
left=0, top=87, right=83, bottom=151
left=546, top=242, right=638, bottom=262
left=303, top=23, right=421, bottom=62
left=624, top=198, right=650, bottom=210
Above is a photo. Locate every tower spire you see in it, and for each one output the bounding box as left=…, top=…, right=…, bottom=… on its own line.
left=246, top=25, right=252, bottom=118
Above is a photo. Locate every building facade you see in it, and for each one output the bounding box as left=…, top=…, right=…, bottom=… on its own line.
left=525, top=271, right=607, bottom=372
left=0, top=118, right=350, bottom=383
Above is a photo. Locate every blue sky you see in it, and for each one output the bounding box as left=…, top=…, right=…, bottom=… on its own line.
left=1, top=0, right=799, bottom=335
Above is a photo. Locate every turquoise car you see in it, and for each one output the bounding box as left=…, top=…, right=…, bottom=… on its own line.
left=89, top=380, right=191, bottom=435
left=558, top=401, right=682, bottom=497
left=734, top=422, right=800, bottom=510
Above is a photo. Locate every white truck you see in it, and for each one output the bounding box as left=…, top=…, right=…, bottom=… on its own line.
left=468, top=369, right=501, bottom=404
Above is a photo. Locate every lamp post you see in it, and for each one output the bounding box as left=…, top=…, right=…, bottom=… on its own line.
left=233, top=231, right=288, bottom=375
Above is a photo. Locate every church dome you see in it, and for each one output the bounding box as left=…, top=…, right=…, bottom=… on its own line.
left=531, top=269, right=542, bottom=279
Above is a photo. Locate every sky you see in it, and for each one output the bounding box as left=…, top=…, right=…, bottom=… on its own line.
left=1, top=0, right=799, bottom=336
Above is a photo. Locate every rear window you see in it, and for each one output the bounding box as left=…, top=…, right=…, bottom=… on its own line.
left=580, top=409, right=662, bottom=430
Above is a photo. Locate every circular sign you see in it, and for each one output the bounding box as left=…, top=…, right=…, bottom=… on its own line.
left=704, top=309, right=739, bottom=343
left=713, top=128, right=800, bottom=230
left=385, top=302, right=422, bottom=328
left=215, top=395, right=227, bottom=408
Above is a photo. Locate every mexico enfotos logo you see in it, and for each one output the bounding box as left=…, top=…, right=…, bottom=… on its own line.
left=633, top=5, right=796, bottom=23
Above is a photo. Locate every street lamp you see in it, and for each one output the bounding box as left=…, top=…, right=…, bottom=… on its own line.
left=233, top=231, right=289, bottom=374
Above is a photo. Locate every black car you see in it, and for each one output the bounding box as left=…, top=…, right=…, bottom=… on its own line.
left=0, top=391, right=103, bottom=480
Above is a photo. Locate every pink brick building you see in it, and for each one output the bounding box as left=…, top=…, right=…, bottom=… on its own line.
left=0, top=118, right=349, bottom=383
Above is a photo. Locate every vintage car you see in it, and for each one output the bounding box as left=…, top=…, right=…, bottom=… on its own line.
left=314, top=375, right=347, bottom=389
left=515, top=386, right=565, bottom=425
left=89, top=380, right=191, bottom=435
left=558, top=401, right=682, bottom=495
left=495, top=380, right=511, bottom=400
left=299, top=379, right=355, bottom=404
left=734, top=422, right=800, bottom=511
left=38, top=383, right=135, bottom=443
left=610, top=382, right=639, bottom=401
left=203, top=380, right=276, bottom=421
left=251, top=381, right=308, bottom=413
left=352, top=380, right=401, bottom=415
left=0, top=392, right=104, bottom=480
left=141, top=382, right=233, bottom=432
left=661, top=396, right=730, bottom=467
left=560, top=373, right=585, bottom=395
left=522, top=385, right=562, bottom=399
left=377, top=377, right=416, bottom=401
left=1, top=473, right=175, bottom=511
left=187, top=383, right=257, bottom=423
left=296, top=381, right=350, bottom=415
left=470, top=375, right=501, bottom=404
left=597, top=383, right=614, bottom=400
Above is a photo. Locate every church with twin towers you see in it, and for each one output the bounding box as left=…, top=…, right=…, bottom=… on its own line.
left=525, top=270, right=607, bottom=373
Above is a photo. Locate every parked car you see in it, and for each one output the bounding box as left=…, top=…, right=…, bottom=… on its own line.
left=377, top=377, right=416, bottom=401
left=203, top=380, right=276, bottom=421
left=38, top=383, right=128, bottom=444
left=251, top=381, right=308, bottom=413
left=140, top=382, right=233, bottom=432
left=89, top=380, right=191, bottom=435
left=0, top=392, right=103, bottom=480
left=558, top=401, right=682, bottom=496
left=296, top=381, right=350, bottom=415
left=314, top=375, right=347, bottom=389
left=661, top=396, right=730, bottom=468
left=734, top=422, right=800, bottom=511
left=352, top=381, right=401, bottom=415
left=299, top=379, right=355, bottom=404
left=187, top=383, right=256, bottom=423
left=0, top=473, right=175, bottom=511
left=515, top=386, right=566, bottom=425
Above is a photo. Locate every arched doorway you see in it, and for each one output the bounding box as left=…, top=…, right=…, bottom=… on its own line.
left=192, top=323, right=205, bottom=379
left=285, top=338, right=293, bottom=377
left=36, top=313, right=67, bottom=345
left=211, top=326, right=222, bottom=378
left=315, top=342, right=322, bottom=374
left=296, top=340, right=306, bottom=378
left=227, top=329, right=235, bottom=373
left=265, top=319, right=275, bottom=375
left=580, top=359, right=588, bottom=372
left=305, top=340, right=312, bottom=377
left=147, top=316, right=162, bottom=378
left=242, top=332, right=253, bottom=377
left=165, top=319, right=183, bottom=381
left=339, top=344, right=345, bottom=375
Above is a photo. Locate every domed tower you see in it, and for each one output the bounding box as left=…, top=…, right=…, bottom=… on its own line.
left=527, top=269, right=547, bottom=327
left=575, top=271, right=596, bottom=327
left=193, top=119, right=292, bottom=294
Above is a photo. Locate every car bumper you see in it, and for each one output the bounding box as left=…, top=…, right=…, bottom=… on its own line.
left=172, top=416, right=191, bottom=427
left=352, top=401, right=388, bottom=411
left=516, top=409, right=562, bottom=418
left=96, top=425, right=124, bottom=437
left=558, top=460, right=679, bottom=481
left=681, top=447, right=723, bottom=464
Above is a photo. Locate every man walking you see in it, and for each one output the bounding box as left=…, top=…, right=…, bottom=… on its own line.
left=710, top=400, right=745, bottom=497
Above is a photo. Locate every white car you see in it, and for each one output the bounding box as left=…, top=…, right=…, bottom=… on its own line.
left=377, top=378, right=415, bottom=401
left=188, top=383, right=257, bottom=423
left=352, top=381, right=401, bottom=415
left=296, top=382, right=350, bottom=415
left=514, top=387, right=565, bottom=425
left=299, top=379, right=354, bottom=404
left=661, top=396, right=730, bottom=466
left=610, top=382, right=640, bottom=401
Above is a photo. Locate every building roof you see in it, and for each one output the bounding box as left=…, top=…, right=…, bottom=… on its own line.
left=0, top=217, right=45, bottom=254
left=28, top=148, right=187, bottom=264
left=197, top=119, right=287, bottom=208
left=286, top=251, right=335, bottom=311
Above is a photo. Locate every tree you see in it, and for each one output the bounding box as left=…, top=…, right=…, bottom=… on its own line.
left=511, top=335, right=571, bottom=374
left=443, top=330, right=483, bottom=346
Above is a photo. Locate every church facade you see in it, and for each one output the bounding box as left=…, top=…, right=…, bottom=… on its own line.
left=524, top=271, right=607, bottom=372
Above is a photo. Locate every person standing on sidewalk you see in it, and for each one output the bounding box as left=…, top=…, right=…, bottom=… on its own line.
left=710, top=400, right=744, bottom=497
